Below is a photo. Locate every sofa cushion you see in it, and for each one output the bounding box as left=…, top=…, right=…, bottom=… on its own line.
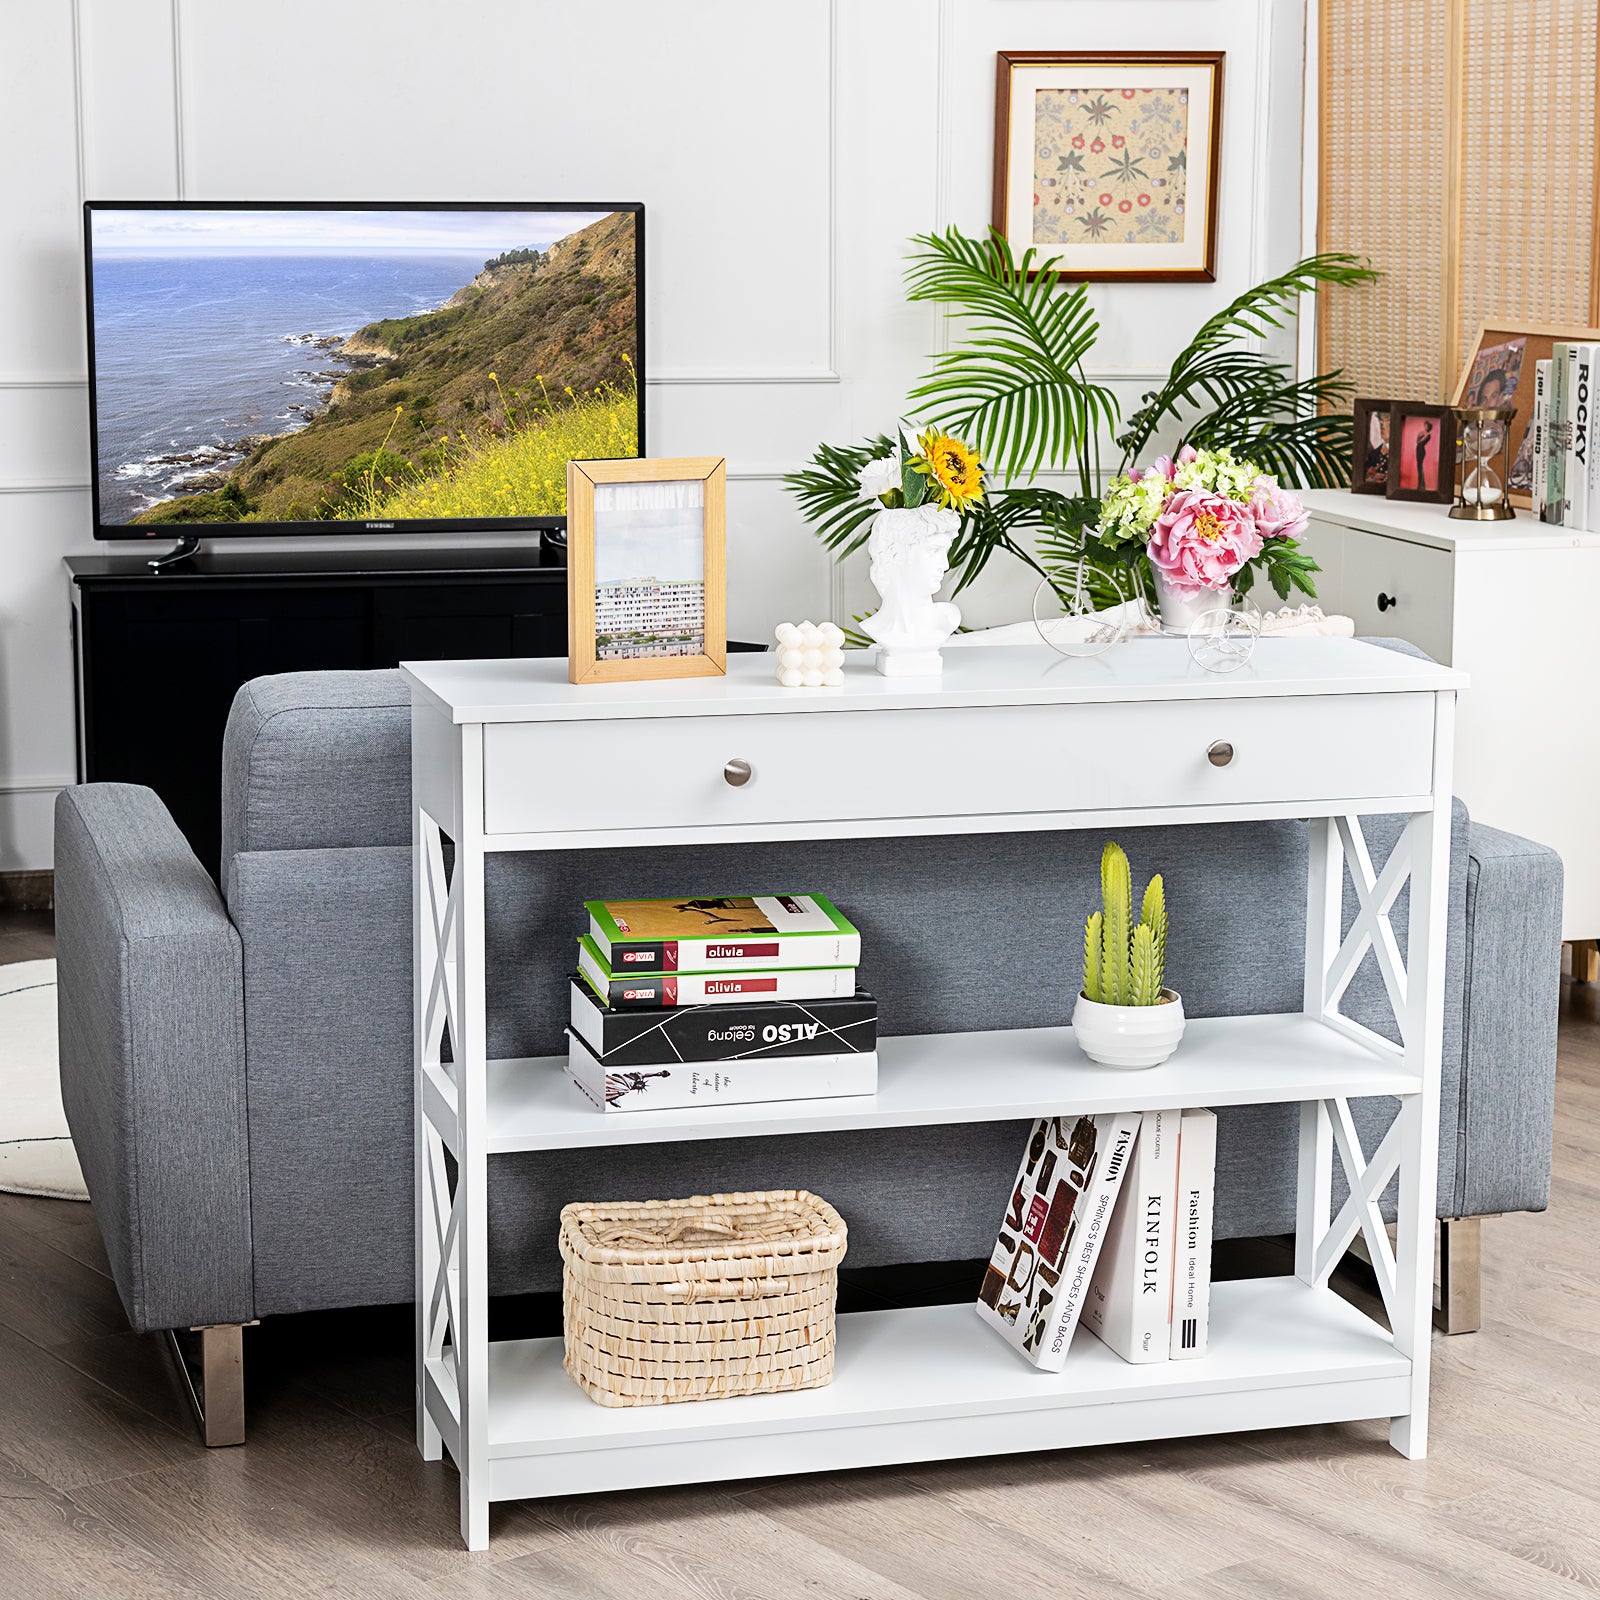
left=221, top=671, right=411, bottom=904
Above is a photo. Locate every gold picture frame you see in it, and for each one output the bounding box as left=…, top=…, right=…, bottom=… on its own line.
left=566, top=456, right=726, bottom=685
left=993, top=51, right=1224, bottom=282
left=1452, top=322, right=1600, bottom=507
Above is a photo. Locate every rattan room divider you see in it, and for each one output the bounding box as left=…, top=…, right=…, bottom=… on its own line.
left=1318, top=0, right=1600, bottom=403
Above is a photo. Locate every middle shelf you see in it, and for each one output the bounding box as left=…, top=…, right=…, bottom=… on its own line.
left=428, top=1011, right=1417, bottom=1154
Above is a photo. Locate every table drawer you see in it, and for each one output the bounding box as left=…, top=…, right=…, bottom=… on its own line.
left=1329, top=525, right=1455, bottom=664
left=481, top=693, right=1436, bottom=836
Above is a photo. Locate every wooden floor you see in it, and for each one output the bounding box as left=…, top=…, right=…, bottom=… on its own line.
left=3, top=909, right=1597, bottom=1598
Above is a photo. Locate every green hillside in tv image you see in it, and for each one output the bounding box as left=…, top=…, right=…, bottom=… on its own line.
left=88, top=207, right=639, bottom=527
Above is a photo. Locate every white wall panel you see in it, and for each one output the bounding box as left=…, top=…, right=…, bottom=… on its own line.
left=77, top=0, right=182, bottom=201
left=0, top=3, right=87, bottom=380
left=0, top=0, right=1306, bottom=868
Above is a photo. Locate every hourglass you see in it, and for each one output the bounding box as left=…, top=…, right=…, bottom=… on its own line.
left=1450, top=404, right=1518, bottom=521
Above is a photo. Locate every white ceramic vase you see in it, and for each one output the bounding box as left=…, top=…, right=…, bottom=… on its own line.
left=1152, top=571, right=1232, bottom=637
left=859, top=505, right=962, bottom=677
left=1071, top=988, right=1186, bottom=1069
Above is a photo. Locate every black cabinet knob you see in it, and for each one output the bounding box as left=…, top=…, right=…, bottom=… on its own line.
left=1377, top=592, right=1397, bottom=612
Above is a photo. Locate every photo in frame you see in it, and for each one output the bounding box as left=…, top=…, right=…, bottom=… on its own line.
left=566, top=456, right=726, bottom=684
left=1386, top=403, right=1454, bottom=504
left=1351, top=397, right=1393, bottom=495
left=993, top=51, right=1223, bottom=281
left=1453, top=323, right=1600, bottom=506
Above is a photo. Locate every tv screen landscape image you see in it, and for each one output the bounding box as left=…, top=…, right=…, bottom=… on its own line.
left=84, top=202, right=643, bottom=537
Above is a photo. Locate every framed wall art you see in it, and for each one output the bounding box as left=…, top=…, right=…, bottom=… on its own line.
left=993, top=50, right=1224, bottom=282
left=566, top=456, right=726, bottom=685
left=1452, top=322, right=1600, bottom=506
left=1351, top=397, right=1394, bottom=495
left=1386, top=403, right=1454, bottom=505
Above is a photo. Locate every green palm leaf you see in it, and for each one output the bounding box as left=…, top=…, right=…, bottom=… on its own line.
left=1117, top=252, right=1376, bottom=468
left=782, top=433, right=897, bottom=559
left=903, top=228, right=1120, bottom=484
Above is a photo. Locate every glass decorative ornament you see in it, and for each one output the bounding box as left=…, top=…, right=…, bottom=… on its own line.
left=1186, top=601, right=1260, bottom=674
left=1030, top=561, right=1138, bottom=659
left=1450, top=405, right=1517, bottom=522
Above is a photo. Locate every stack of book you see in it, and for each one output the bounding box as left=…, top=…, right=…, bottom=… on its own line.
left=1532, top=343, right=1600, bottom=528
left=976, top=1108, right=1217, bottom=1369
left=567, top=894, right=877, bottom=1112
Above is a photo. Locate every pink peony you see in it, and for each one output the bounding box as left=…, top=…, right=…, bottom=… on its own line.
left=1147, top=488, right=1263, bottom=594
left=1249, top=477, right=1308, bottom=542
left=1139, top=444, right=1198, bottom=485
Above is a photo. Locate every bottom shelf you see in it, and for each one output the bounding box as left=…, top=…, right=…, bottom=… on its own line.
left=428, top=1278, right=1410, bottom=1503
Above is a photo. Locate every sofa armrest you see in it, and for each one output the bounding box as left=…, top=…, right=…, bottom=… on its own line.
left=54, top=784, right=253, bottom=1333
left=1452, top=820, right=1563, bottom=1218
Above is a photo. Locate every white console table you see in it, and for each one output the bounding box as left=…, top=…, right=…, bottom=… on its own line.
left=402, top=638, right=1463, bottom=1550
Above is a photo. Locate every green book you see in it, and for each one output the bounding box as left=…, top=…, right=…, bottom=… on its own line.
left=577, top=935, right=857, bottom=1009
left=1545, top=344, right=1569, bottom=525
left=583, top=894, right=860, bottom=975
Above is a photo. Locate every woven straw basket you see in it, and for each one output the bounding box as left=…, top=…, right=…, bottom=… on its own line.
left=559, top=1190, right=848, bottom=1408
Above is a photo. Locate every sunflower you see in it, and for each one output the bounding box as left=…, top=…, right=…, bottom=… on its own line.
left=911, top=428, right=985, bottom=511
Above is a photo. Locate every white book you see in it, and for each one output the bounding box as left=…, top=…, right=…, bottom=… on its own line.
left=1589, top=346, right=1600, bottom=529
left=1531, top=359, right=1550, bottom=516
left=976, top=1112, right=1142, bottom=1371
left=1084, top=1108, right=1180, bottom=1364
left=1566, top=342, right=1592, bottom=532
left=1169, top=1107, right=1217, bottom=1360
left=566, top=1030, right=877, bottom=1112
left=1582, top=342, right=1600, bottom=531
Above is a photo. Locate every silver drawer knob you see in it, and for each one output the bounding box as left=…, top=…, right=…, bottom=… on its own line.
left=1207, top=740, right=1234, bottom=768
left=724, top=758, right=753, bottom=787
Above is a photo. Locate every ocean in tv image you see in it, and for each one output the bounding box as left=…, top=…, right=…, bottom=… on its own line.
left=87, top=207, right=640, bottom=529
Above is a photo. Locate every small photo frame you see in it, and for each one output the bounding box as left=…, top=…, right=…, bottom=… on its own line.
left=1386, top=404, right=1454, bottom=504
left=1351, top=397, right=1393, bottom=495
left=993, top=51, right=1224, bottom=281
left=566, top=456, right=726, bottom=685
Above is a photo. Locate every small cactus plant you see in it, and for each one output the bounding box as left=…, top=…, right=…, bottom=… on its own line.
left=1082, top=842, right=1169, bottom=1007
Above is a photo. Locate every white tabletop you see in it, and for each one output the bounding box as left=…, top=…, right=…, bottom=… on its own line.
left=401, top=636, right=1464, bottom=725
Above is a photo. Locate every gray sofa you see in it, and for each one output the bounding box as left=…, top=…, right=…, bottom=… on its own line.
left=54, top=656, right=1563, bottom=1442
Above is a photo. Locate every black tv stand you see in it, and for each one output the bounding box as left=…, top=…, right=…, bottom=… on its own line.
left=147, top=533, right=203, bottom=572
left=65, top=543, right=567, bottom=875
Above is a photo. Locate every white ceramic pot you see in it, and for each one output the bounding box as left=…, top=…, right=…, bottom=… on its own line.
left=1152, top=571, right=1232, bottom=636
left=1071, top=989, right=1186, bottom=1069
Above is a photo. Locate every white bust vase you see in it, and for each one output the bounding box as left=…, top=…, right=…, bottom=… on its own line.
left=859, top=504, right=962, bottom=677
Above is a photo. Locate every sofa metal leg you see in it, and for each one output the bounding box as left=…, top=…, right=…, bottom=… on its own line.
left=164, top=1323, right=253, bottom=1446
left=1434, top=1217, right=1482, bottom=1335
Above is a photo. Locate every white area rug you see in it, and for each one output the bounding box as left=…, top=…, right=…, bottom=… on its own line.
left=0, top=959, right=88, bottom=1200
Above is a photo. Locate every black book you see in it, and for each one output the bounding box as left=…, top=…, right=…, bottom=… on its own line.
left=567, top=977, right=877, bottom=1067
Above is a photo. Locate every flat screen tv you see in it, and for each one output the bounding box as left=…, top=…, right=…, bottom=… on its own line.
left=83, top=201, right=644, bottom=540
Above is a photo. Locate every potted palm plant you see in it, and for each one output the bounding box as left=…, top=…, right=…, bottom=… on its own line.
left=1073, top=842, right=1184, bottom=1069
left=787, top=228, right=1375, bottom=622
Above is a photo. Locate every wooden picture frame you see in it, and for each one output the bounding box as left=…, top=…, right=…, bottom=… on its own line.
left=566, top=456, right=726, bottom=685
left=1452, top=322, right=1600, bottom=508
left=1351, top=397, right=1394, bottom=495
left=1386, top=404, right=1455, bottom=504
left=993, top=50, right=1224, bottom=282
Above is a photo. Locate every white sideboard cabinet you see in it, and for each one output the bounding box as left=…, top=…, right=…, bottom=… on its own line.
left=1302, top=489, right=1599, bottom=942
